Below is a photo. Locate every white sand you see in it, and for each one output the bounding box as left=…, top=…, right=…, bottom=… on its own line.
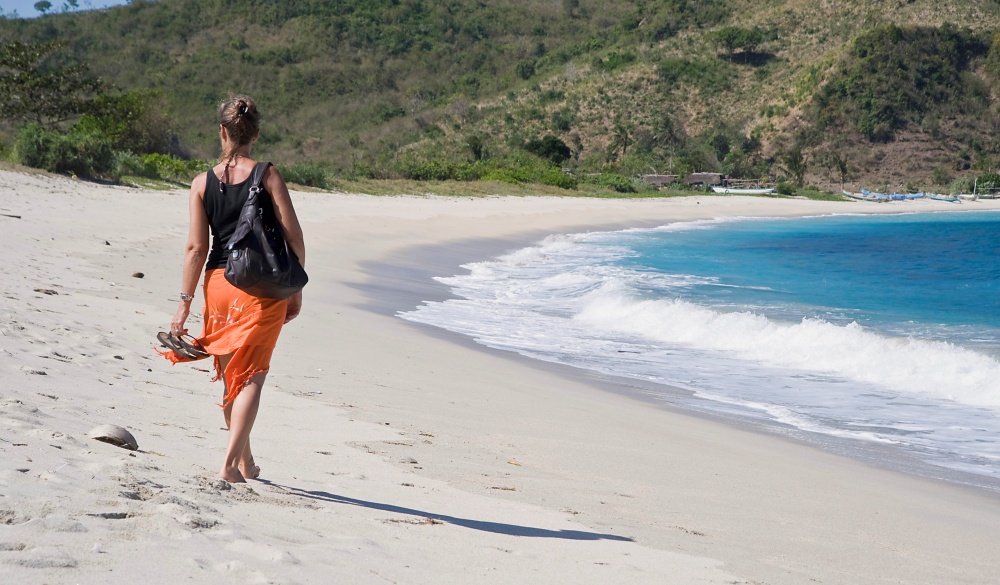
left=2, top=168, right=999, bottom=584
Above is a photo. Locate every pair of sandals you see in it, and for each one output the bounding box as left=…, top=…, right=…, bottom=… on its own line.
left=157, top=331, right=209, bottom=360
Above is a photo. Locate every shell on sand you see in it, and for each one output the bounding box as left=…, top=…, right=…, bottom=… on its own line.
left=88, top=424, right=138, bottom=451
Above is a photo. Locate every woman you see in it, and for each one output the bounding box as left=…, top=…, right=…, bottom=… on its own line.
left=162, top=95, right=305, bottom=483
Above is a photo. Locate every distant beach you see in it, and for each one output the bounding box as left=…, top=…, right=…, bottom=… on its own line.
left=3, top=167, right=1000, bottom=584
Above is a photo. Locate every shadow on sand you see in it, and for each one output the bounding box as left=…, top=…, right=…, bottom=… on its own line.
left=258, top=480, right=633, bottom=542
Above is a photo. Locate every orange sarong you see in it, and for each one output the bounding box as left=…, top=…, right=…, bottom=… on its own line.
left=162, top=269, right=288, bottom=407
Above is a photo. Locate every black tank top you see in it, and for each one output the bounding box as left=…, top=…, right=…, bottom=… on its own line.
left=203, top=167, right=277, bottom=270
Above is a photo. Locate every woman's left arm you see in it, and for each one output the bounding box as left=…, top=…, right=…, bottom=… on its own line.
left=264, top=166, right=305, bottom=266
left=265, top=166, right=305, bottom=322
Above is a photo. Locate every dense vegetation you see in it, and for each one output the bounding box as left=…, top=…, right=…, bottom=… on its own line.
left=3, top=0, right=1000, bottom=193
left=813, top=25, right=990, bottom=142
left=800, top=23, right=1000, bottom=190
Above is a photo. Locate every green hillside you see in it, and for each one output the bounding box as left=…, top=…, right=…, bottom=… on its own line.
left=4, top=0, right=1000, bottom=192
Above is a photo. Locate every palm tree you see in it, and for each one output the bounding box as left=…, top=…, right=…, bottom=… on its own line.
left=782, top=146, right=807, bottom=187
left=830, top=152, right=848, bottom=190
left=653, top=115, right=685, bottom=173
left=608, top=120, right=631, bottom=162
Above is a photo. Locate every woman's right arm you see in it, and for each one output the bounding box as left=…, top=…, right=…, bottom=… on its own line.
left=171, top=173, right=210, bottom=334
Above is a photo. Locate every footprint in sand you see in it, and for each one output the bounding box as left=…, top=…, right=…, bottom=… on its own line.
left=226, top=538, right=301, bottom=565
left=4, top=546, right=77, bottom=569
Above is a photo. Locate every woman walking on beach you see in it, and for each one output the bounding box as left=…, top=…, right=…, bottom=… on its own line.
left=160, top=95, right=305, bottom=483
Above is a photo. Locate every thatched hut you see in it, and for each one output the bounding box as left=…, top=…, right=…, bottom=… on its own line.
left=685, top=172, right=726, bottom=186
left=640, top=174, right=679, bottom=189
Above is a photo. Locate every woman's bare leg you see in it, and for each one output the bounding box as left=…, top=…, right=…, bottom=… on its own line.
left=217, top=354, right=262, bottom=482
left=219, top=371, right=266, bottom=483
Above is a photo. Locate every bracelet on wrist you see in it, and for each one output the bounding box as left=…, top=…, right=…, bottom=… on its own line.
left=179, top=292, right=194, bottom=302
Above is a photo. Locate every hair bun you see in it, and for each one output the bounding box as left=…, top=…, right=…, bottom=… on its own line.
left=218, top=94, right=260, bottom=162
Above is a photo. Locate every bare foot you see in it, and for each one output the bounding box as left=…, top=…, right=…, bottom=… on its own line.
left=219, top=465, right=246, bottom=483
left=239, top=459, right=260, bottom=480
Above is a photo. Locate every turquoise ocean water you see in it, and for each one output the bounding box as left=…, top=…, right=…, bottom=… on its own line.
left=400, top=211, right=1000, bottom=486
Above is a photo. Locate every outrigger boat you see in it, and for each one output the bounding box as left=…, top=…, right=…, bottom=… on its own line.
left=711, top=186, right=776, bottom=195
left=843, top=189, right=924, bottom=202
left=926, top=193, right=961, bottom=203
left=861, top=188, right=890, bottom=200
left=842, top=190, right=882, bottom=202
left=842, top=189, right=889, bottom=202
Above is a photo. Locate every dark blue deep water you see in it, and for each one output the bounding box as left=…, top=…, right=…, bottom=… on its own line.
left=625, top=212, right=1000, bottom=333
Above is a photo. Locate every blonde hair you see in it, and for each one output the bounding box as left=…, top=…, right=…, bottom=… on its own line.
left=218, top=94, right=260, bottom=163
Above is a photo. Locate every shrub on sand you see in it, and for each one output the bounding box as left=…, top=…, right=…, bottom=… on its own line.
left=283, top=161, right=332, bottom=189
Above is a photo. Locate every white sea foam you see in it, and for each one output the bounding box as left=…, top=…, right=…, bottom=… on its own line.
left=400, top=221, right=1000, bottom=478
left=575, top=282, right=1000, bottom=408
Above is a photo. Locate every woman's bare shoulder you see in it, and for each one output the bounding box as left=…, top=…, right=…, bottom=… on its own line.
left=263, top=163, right=284, bottom=179
left=190, top=171, right=209, bottom=195
left=262, top=164, right=288, bottom=188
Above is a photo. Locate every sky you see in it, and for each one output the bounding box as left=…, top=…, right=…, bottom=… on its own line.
left=1, top=0, right=131, bottom=18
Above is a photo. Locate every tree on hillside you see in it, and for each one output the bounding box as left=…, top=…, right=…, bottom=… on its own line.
left=33, top=1, right=52, bottom=14
left=515, top=60, right=536, bottom=80
left=826, top=151, right=849, bottom=188
left=466, top=134, right=485, bottom=161
left=80, top=89, right=177, bottom=155
left=713, top=26, right=771, bottom=62
left=525, top=135, right=570, bottom=165
left=0, top=40, right=102, bottom=127
left=723, top=134, right=765, bottom=179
